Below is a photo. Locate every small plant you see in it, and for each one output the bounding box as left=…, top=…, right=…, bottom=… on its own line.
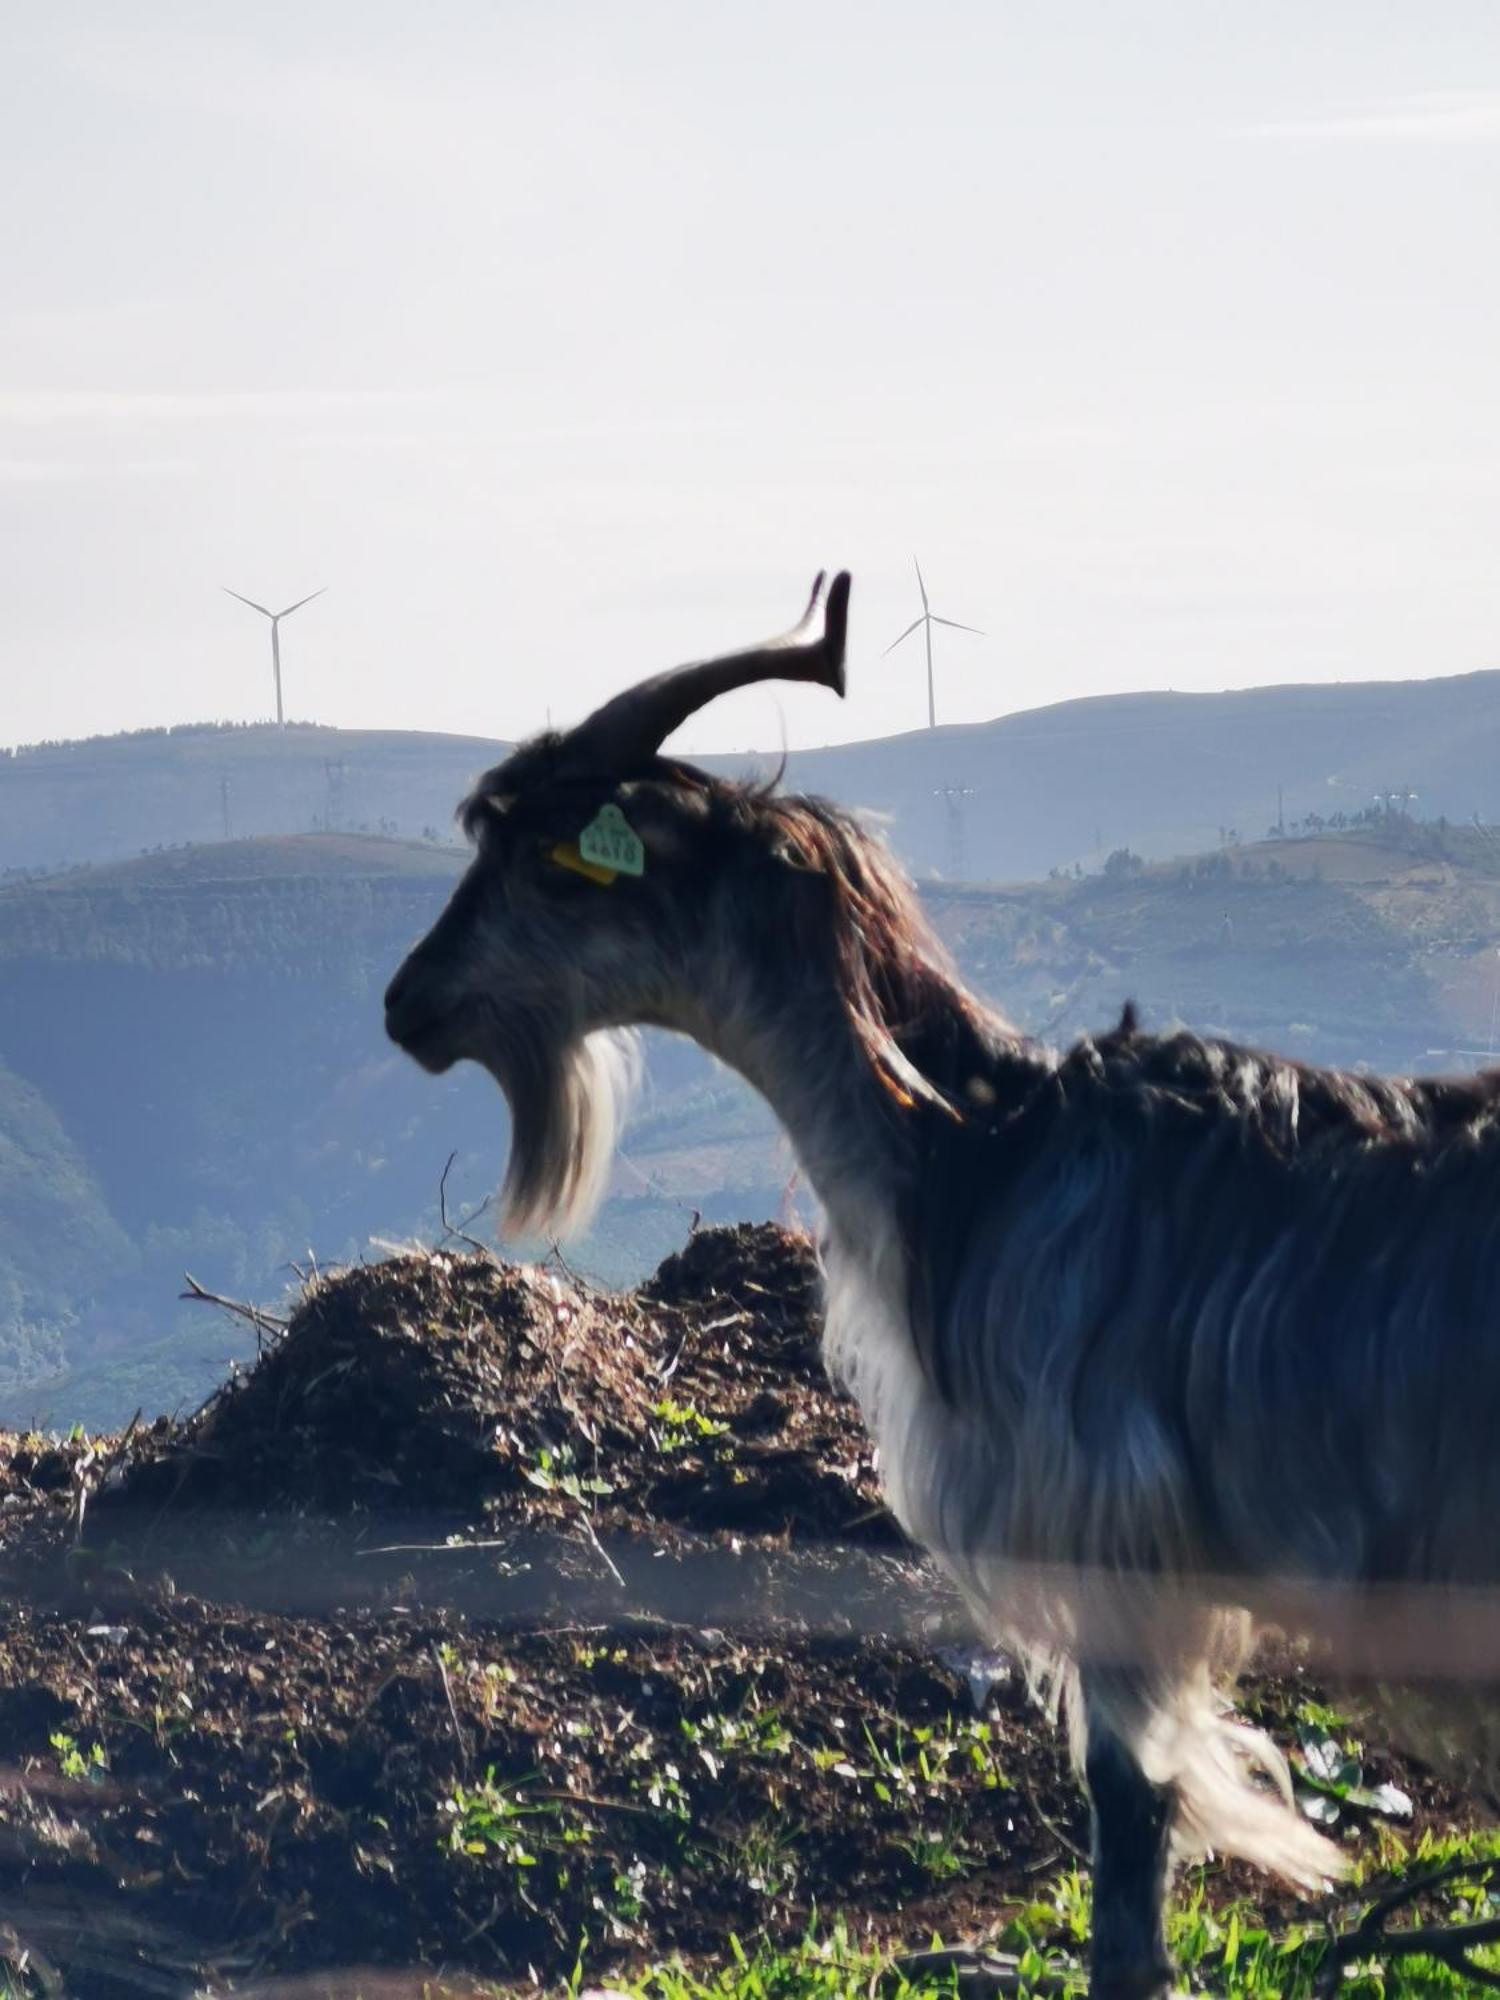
left=641, top=1760, right=692, bottom=1820
left=650, top=1398, right=731, bottom=1455
left=897, top=1821, right=969, bottom=1881
left=524, top=1443, right=614, bottom=1503
left=736, top=1815, right=802, bottom=1898
left=833, top=1711, right=1012, bottom=1806
left=1292, top=1719, right=1412, bottom=1828
left=442, top=1768, right=589, bottom=1870
left=602, top=1856, right=650, bottom=1928
left=1295, top=1697, right=1357, bottom=1737
left=682, top=1700, right=794, bottom=1775
left=50, top=1730, right=106, bottom=1782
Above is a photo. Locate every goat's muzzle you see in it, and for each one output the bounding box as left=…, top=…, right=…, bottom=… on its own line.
left=384, top=959, right=462, bottom=1074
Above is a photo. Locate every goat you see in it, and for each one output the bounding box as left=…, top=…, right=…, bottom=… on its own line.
left=385, top=572, right=1500, bottom=1999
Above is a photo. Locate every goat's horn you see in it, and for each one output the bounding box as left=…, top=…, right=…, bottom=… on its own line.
left=561, top=570, right=850, bottom=772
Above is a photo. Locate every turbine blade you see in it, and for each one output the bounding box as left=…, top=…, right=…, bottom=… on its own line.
left=275, top=587, right=328, bottom=619
left=882, top=617, right=926, bottom=655
left=222, top=587, right=274, bottom=618
left=930, top=616, right=984, bottom=635
left=913, top=556, right=929, bottom=612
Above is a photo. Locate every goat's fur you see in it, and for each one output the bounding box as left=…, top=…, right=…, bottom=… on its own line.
left=500, top=1025, right=641, bottom=1238
left=388, top=692, right=1500, bottom=1990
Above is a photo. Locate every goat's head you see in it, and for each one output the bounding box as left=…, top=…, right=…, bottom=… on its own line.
left=384, top=571, right=859, bottom=1233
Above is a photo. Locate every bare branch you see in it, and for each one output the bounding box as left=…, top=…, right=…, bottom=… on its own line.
left=181, top=1274, right=287, bottom=1344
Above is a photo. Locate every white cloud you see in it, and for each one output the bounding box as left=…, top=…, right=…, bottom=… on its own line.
left=1248, top=90, right=1500, bottom=143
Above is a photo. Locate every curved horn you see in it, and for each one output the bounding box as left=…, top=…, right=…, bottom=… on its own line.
left=561, top=570, right=850, bottom=772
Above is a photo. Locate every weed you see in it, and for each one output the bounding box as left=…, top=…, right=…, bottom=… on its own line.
left=650, top=1398, right=732, bottom=1455
left=624, top=1735, right=692, bottom=1821
left=605, top=1856, right=650, bottom=1926
left=49, top=1730, right=106, bottom=1782
left=1292, top=1718, right=1412, bottom=1828
left=682, top=1699, right=794, bottom=1776
left=524, top=1443, right=615, bottom=1503
left=896, top=1821, right=969, bottom=1882
left=735, top=1815, right=802, bottom=1899
left=442, top=1768, right=591, bottom=1869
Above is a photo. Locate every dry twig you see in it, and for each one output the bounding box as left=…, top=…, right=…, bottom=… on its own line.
left=431, top=1644, right=471, bottom=1776
left=437, top=1153, right=493, bottom=1257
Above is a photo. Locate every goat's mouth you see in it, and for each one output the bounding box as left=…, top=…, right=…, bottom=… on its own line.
left=385, top=1000, right=470, bottom=1075
left=388, top=994, right=541, bottom=1097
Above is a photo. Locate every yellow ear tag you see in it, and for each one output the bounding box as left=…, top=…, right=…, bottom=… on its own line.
left=578, top=802, right=646, bottom=877
left=550, top=841, right=618, bottom=886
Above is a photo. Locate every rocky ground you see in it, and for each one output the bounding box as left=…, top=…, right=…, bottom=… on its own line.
left=0, top=1226, right=1483, bottom=1997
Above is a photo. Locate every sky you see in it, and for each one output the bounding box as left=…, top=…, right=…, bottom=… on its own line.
left=3, top=2, right=1500, bottom=756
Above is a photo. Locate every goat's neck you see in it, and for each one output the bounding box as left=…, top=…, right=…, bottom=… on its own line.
left=673, top=949, right=1010, bottom=1257
left=652, top=975, right=878, bottom=1245
left=728, top=1020, right=903, bottom=1249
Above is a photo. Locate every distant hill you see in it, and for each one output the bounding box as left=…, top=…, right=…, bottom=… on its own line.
left=0, top=722, right=496, bottom=877
left=8, top=665, right=1500, bottom=882
left=780, top=668, right=1500, bottom=882
left=3, top=815, right=1499, bottom=1426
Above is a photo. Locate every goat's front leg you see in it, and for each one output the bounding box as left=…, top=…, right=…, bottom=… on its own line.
left=1083, top=1673, right=1177, bottom=2000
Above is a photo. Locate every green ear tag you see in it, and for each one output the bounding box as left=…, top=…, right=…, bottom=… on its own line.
left=578, top=803, right=645, bottom=877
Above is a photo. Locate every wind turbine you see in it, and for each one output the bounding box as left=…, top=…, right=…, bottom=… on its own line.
left=883, top=558, right=982, bottom=729
left=222, top=586, right=327, bottom=727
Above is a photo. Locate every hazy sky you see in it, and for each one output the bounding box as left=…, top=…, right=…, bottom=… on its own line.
left=4, top=3, right=1499, bottom=755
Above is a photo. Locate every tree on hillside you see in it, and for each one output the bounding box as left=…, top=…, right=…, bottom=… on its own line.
left=1103, top=847, right=1144, bottom=880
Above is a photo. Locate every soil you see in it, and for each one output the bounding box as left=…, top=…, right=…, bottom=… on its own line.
left=0, top=1225, right=1485, bottom=1996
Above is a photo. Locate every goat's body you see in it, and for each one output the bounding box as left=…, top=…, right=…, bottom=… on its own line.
left=910, top=1020, right=1500, bottom=1597
left=818, top=1010, right=1500, bottom=1892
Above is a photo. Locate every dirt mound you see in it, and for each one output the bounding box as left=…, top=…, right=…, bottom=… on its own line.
left=644, top=1220, right=823, bottom=1356
left=0, top=1225, right=1487, bottom=1996
left=112, top=1225, right=888, bottom=1548
left=117, top=1251, right=648, bottom=1514
left=633, top=1224, right=883, bottom=1541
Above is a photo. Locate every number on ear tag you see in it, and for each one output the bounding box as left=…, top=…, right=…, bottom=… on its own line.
left=578, top=803, right=645, bottom=877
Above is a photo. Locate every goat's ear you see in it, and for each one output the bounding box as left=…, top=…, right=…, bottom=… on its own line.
left=460, top=791, right=512, bottom=842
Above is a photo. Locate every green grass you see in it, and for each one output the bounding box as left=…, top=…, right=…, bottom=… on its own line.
left=575, top=1830, right=1500, bottom=1999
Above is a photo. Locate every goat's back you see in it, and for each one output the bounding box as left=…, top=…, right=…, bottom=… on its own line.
left=916, top=1025, right=1500, bottom=1600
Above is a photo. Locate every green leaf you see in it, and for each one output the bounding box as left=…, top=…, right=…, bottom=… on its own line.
left=1298, top=1791, right=1341, bottom=1826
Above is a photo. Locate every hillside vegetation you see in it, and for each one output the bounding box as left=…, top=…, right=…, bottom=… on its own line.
left=3, top=815, right=1500, bottom=1423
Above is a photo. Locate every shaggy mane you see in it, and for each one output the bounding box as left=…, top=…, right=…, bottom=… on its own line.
left=723, top=781, right=1029, bottom=1120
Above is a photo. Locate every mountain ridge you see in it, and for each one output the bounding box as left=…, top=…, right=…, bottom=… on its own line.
left=8, top=663, right=1500, bottom=882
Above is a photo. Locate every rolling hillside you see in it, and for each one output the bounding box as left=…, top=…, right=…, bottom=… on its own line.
left=8, top=663, right=1500, bottom=883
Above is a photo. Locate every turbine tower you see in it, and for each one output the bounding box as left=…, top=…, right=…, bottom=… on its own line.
left=934, top=783, right=977, bottom=878
left=222, top=586, right=327, bottom=727
left=883, top=558, right=982, bottom=729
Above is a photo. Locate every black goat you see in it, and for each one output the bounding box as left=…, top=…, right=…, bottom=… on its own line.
left=386, top=572, right=1500, bottom=1998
